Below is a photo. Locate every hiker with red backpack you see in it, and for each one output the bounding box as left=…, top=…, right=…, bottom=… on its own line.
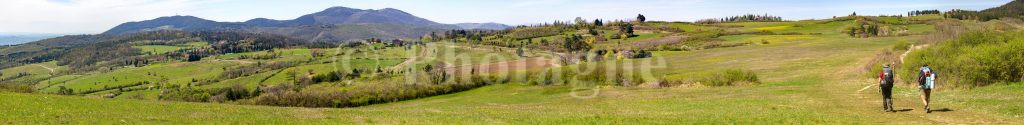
left=919, top=64, right=936, bottom=113
left=879, top=64, right=896, bottom=112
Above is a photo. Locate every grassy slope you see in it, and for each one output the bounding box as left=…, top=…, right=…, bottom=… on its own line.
left=132, top=45, right=183, bottom=55
left=2, top=20, right=1022, bottom=124
left=38, top=61, right=238, bottom=93
left=0, top=61, right=64, bottom=83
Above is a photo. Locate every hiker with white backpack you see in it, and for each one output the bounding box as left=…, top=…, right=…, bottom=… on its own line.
left=918, top=64, right=937, bottom=113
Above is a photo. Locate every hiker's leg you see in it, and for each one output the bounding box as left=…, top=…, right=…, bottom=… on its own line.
left=925, top=89, right=933, bottom=108
left=887, top=86, right=895, bottom=110
left=924, top=90, right=931, bottom=107
left=881, top=99, right=887, bottom=110
left=886, top=97, right=893, bottom=110
left=882, top=87, right=892, bottom=110
left=881, top=89, right=888, bottom=110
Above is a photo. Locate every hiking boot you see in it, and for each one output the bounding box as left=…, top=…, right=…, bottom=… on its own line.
left=926, top=107, right=931, bottom=113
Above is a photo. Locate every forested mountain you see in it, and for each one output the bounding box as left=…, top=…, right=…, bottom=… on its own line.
left=0, top=31, right=318, bottom=70
left=981, top=0, right=1024, bottom=18
left=104, top=7, right=460, bottom=42
left=945, top=0, right=1024, bottom=21
left=454, top=23, right=512, bottom=30
left=243, top=7, right=449, bottom=27
left=103, top=16, right=246, bottom=34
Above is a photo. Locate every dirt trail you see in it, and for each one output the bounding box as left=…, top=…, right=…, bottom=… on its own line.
left=33, top=64, right=55, bottom=73
left=852, top=44, right=931, bottom=94
left=899, top=44, right=929, bottom=64
left=389, top=44, right=434, bottom=71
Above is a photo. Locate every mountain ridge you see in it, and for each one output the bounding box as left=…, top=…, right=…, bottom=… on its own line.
left=104, top=6, right=462, bottom=41
left=454, top=22, right=512, bottom=30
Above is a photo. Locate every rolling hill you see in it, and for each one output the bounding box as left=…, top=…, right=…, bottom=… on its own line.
left=104, top=7, right=461, bottom=42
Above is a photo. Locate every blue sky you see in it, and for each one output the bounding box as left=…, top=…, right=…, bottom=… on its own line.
left=0, top=0, right=1011, bottom=34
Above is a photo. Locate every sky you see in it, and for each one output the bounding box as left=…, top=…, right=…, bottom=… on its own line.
left=0, top=0, right=1012, bottom=34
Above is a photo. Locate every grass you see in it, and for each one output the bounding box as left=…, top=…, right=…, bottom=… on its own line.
left=6, top=78, right=1020, bottom=124
left=0, top=61, right=63, bottom=84
left=753, top=25, right=791, bottom=31
left=907, top=24, right=936, bottom=34
left=431, top=42, right=519, bottom=65
left=39, top=60, right=238, bottom=94
left=133, top=45, right=184, bottom=55
left=259, top=59, right=402, bottom=86
left=941, top=82, right=1024, bottom=118
left=667, top=22, right=720, bottom=31
left=33, top=75, right=80, bottom=89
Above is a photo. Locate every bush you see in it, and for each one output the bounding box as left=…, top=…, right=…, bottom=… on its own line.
left=892, top=41, right=910, bottom=51
left=244, top=73, right=501, bottom=108
left=699, top=69, right=760, bottom=86
left=159, top=84, right=259, bottom=102
left=863, top=50, right=900, bottom=78
left=902, top=31, right=1024, bottom=87
left=0, top=84, right=34, bottom=93
left=159, top=88, right=213, bottom=102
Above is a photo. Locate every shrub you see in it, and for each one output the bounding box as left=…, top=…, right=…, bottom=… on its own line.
left=160, top=84, right=260, bottom=102
left=902, top=31, right=1024, bottom=87
left=244, top=73, right=501, bottom=108
left=863, top=50, right=900, bottom=78
left=159, top=88, right=213, bottom=102
left=892, top=41, right=910, bottom=51
left=699, top=69, right=760, bottom=86
left=0, top=84, right=34, bottom=93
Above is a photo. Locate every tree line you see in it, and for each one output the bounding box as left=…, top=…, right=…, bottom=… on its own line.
left=696, top=14, right=784, bottom=24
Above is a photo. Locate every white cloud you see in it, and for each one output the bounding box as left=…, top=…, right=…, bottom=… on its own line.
left=0, top=0, right=208, bottom=34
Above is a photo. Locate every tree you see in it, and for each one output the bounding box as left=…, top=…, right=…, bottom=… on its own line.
left=516, top=47, right=525, bottom=57
left=587, top=27, right=599, bottom=36
left=637, top=14, right=646, bottom=22
left=563, top=34, right=591, bottom=52
left=421, top=34, right=432, bottom=43
left=618, top=23, right=635, bottom=37
left=574, top=17, right=588, bottom=26
left=58, top=86, right=74, bottom=95
left=310, top=49, right=324, bottom=58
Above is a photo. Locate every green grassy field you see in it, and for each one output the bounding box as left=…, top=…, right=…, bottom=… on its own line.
left=3, top=79, right=1021, bottom=124
left=133, top=45, right=184, bottom=55
left=1, top=17, right=1022, bottom=124
left=37, top=60, right=239, bottom=94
